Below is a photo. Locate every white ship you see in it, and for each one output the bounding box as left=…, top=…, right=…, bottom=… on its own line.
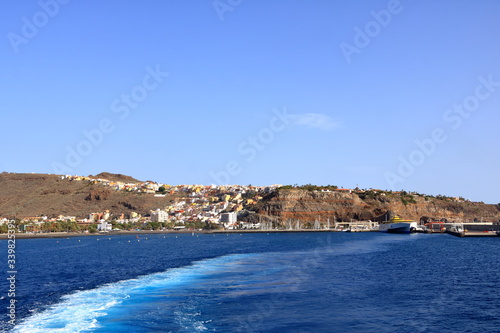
left=379, top=216, right=418, bottom=234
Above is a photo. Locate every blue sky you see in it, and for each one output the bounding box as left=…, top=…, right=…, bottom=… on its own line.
left=1, top=0, right=499, bottom=203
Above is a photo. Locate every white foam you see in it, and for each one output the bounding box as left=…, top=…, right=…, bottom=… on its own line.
left=13, top=254, right=253, bottom=333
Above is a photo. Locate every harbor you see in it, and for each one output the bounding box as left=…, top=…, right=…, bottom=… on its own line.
left=4, top=215, right=500, bottom=239
left=242, top=217, right=500, bottom=237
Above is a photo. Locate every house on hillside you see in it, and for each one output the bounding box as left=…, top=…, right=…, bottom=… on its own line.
left=97, top=220, right=112, bottom=232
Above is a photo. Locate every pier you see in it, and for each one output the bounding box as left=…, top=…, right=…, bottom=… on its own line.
left=445, top=223, right=500, bottom=237
left=446, top=230, right=500, bottom=237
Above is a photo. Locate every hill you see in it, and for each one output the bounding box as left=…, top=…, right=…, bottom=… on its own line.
left=88, top=172, right=142, bottom=183
left=0, top=172, right=177, bottom=218
left=0, top=173, right=498, bottom=224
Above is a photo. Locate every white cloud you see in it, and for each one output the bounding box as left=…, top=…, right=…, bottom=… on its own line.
left=292, top=113, right=338, bottom=131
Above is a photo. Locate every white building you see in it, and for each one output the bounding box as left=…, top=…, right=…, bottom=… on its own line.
left=240, top=222, right=261, bottom=229
left=151, top=209, right=169, bottom=223
left=97, top=220, right=112, bottom=232
left=220, top=212, right=237, bottom=223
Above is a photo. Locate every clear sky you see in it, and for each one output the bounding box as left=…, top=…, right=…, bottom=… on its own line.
left=1, top=0, right=499, bottom=204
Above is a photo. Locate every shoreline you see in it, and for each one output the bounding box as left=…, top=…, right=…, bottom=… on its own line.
left=0, top=229, right=372, bottom=240
left=0, top=230, right=208, bottom=240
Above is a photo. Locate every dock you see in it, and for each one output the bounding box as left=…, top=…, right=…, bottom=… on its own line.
left=446, top=230, right=500, bottom=237
left=445, top=222, right=500, bottom=237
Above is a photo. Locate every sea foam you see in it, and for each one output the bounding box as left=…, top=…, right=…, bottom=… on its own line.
left=13, top=253, right=255, bottom=333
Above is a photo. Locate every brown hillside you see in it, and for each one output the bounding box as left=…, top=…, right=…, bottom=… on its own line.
left=88, top=172, right=141, bottom=183
left=0, top=173, right=178, bottom=219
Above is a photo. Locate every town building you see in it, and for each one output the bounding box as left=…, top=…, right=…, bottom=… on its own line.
left=97, top=220, right=112, bottom=232
left=151, top=209, right=169, bottom=223
left=220, top=212, right=237, bottom=223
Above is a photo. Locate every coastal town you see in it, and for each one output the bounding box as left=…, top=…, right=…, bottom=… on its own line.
left=1, top=173, right=497, bottom=237
left=0, top=174, right=281, bottom=233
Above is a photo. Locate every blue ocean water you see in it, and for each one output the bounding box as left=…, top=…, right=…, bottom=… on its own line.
left=1, top=232, right=500, bottom=332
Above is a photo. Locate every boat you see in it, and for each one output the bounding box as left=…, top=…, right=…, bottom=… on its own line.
left=378, top=216, right=418, bottom=234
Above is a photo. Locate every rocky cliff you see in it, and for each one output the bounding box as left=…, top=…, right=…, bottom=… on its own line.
left=250, top=189, right=500, bottom=224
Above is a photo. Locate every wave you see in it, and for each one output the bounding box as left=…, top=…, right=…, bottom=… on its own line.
left=12, top=253, right=257, bottom=333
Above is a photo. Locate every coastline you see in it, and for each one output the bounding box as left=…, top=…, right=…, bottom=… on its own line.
left=0, top=229, right=364, bottom=240
left=0, top=230, right=206, bottom=240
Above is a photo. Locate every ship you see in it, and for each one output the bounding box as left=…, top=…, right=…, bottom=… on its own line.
left=378, top=215, right=419, bottom=233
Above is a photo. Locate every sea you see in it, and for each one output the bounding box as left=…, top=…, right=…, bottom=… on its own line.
left=1, top=231, right=500, bottom=332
